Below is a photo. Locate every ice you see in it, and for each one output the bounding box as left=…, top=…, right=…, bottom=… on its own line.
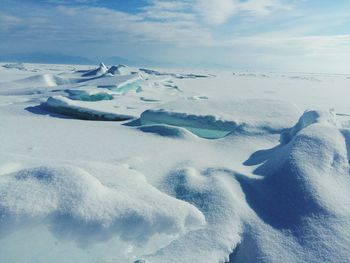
left=140, top=99, right=301, bottom=139
left=45, top=95, right=135, bottom=120
left=137, top=124, right=196, bottom=139
left=85, top=73, right=141, bottom=90
left=111, top=79, right=143, bottom=94
left=66, top=89, right=113, bottom=101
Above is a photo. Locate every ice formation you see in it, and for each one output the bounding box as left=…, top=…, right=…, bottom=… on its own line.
left=46, top=96, right=135, bottom=121
left=140, top=99, right=301, bottom=138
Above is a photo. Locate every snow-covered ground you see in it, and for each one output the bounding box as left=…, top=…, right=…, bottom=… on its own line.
left=1, top=62, right=350, bottom=263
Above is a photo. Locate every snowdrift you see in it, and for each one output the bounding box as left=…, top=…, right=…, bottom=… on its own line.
left=0, top=164, right=205, bottom=262
left=140, top=167, right=249, bottom=263
left=14, top=74, right=71, bottom=87
left=233, top=110, right=350, bottom=263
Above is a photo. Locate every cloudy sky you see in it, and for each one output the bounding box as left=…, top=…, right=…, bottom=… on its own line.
left=1, top=0, right=350, bottom=72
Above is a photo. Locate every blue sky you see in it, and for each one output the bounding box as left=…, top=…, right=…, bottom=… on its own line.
left=0, top=0, right=350, bottom=72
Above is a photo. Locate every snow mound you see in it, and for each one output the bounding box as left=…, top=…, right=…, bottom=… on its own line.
left=14, top=73, right=71, bottom=87
left=82, top=62, right=108, bottom=77
left=234, top=110, right=350, bottom=262
left=244, top=111, right=349, bottom=228
left=280, top=109, right=337, bottom=143
left=140, top=110, right=350, bottom=263
left=139, top=167, right=249, bottom=263
left=140, top=99, right=301, bottom=139
left=46, top=95, right=134, bottom=121
left=0, top=164, right=205, bottom=242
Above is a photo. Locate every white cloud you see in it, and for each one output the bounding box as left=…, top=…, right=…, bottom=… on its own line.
left=240, top=0, right=293, bottom=16
left=143, top=0, right=292, bottom=25
left=0, top=5, right=212, bottom=47
left=194, top=0, right=238, bottom=25
left=0, top=11, right=21, bottom=31
left=193, top=0, right=292, bottom=25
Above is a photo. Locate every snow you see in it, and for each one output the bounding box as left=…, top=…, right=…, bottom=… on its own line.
left=232, top=109, right=350, bottom=263
left=1, top=62, right=350, bottom=263
left=0, top=163, right=205, bottom=263
left=0, top=164, right=205, bottom=236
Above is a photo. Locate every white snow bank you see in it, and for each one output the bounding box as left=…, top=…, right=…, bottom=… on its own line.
left=280, top=109, right=338, bottom=143
left=14, top=73, right=71, bottom=87
left=0, top=73, right=73, bottom=95
left=140, top=99, right=301, bottom=138
left=0, top=164, right=205, bottom=242
left=139, top=167, right=250, bottom=263
left=233, top=110, right=350, bottom=262
left=46, top=95, right=135, bottom=120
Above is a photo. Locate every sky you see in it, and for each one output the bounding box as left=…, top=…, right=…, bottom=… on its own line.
left=0, top=0, right=350, bottom=72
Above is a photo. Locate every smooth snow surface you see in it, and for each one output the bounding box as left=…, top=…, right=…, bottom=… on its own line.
left=1, top=62, right=350, bottom=263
